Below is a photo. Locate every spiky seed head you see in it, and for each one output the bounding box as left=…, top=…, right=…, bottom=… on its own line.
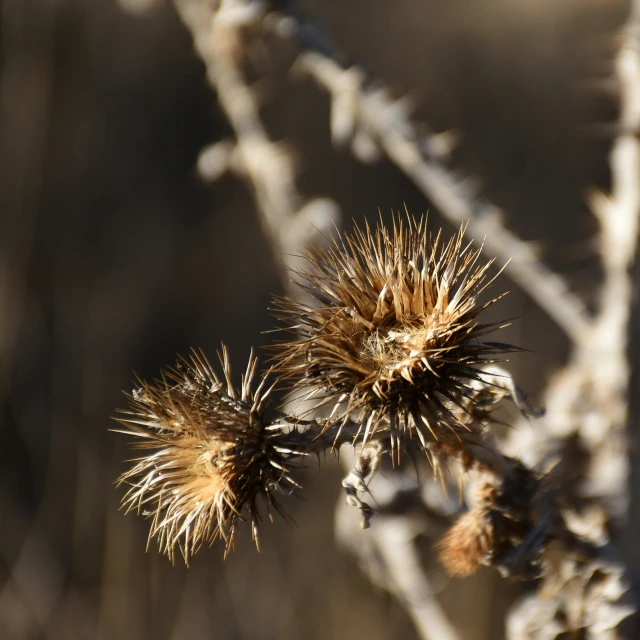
left=114, top=348, right=296, bottom=563
left=272, top=215, right=513, bottom=449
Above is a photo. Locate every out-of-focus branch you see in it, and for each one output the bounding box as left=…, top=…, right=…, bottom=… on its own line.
left=374, top=524, right=458, bottom=640
left=503, top=1, right=640, bottom=635
left=265, top=6, right=591, bottom=344
left=177, top=0, right=592, bottom=342
left=607, top=0, right=640, bottom=576
left=172, top=0, right=340, bottom=291
left=334, top=445, right=463, bottom=640
left=506, top=0, right=640, bottom=516
left=297, top=52, right=590, bottom=344
left=337, top=503, right=461, bottom=640
left=588, top=0, right=640, bottom=434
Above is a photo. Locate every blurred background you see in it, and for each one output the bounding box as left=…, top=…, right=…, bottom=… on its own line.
left=0, top=0, right=631, bottom=638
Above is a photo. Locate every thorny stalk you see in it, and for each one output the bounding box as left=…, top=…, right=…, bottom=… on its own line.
left=173, top=0, right=340, bottom=294
left=268, top=2, right=592, bottom=345
left=499, top=4, right=640, bottom=634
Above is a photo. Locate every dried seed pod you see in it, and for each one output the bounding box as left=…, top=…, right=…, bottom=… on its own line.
left=273, top=215, right=515, bottom=449
left=437, top=478, right=496, bottom=576
left=114, top=348, right=297, bottom=563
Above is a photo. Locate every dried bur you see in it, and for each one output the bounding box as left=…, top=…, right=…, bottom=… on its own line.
left=272, top=215, right=517, bottom=456
left=114, top=348, right=300, bottom=563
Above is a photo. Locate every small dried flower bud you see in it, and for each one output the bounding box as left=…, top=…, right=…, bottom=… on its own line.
left=273, top=215, right=515, bottom=449
left=437, top=479, right=496, bottom=576
left=114, top=348, right=297, bottom=563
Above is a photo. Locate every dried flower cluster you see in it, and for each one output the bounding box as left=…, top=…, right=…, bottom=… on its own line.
left=115, top=215, right=543, bottom=567
left=273, top=217, right=514, bottom=449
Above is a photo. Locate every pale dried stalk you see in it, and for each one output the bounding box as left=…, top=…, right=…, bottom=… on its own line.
left=282, top=43, right=590, bottom=344
left=268, top=0, right=588, bottom=340
left=503, top=2, right=640, bottom=636
left=364, top=519, right=461, bottom=640
left=506, top=0, right=640, bottom=511
left=172, top=0, right=339, bottom=288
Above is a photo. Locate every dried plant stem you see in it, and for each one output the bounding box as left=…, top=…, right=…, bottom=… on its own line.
left=293, top=51, right=590, bottom=344
left=598, top=0, right=640, bottom=573
left=173, top=0, right=339, bottom=290
left=502, top=2, right=640, bottom=634
left=254, top=2, right=592, bottom=344
left=373, top=521, right=461, bottom=640
left=524, top=0, right=640, bottom=508
left=589, top=0, right=640, bottom=408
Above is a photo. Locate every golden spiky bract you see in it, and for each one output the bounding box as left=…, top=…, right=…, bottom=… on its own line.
left=273, top=215, right=512, bottom=446
left=115, top=348, right=296, bottom=563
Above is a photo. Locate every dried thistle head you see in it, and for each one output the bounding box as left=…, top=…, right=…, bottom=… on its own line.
left=273, top=215, right=514, bottom=448
left=114, top=348, right=297, bottom=563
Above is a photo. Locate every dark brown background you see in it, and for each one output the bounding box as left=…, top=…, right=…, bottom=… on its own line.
left=0, top=0, right=630, bottom=638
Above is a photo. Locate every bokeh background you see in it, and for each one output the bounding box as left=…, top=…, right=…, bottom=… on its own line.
left=0, top=0, right=632, bottom=638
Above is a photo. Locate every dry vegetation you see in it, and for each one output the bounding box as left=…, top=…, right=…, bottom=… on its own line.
left=2, top=0, right=640, bottom=639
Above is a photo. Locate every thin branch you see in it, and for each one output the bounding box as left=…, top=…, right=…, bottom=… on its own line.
left=604, top=0, right=640, bottom=576
left=373, top=521, right=461, bottom=640
left=267, top=4, right=591, bottom=344
left=172, top=0, right=340, bottom=291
